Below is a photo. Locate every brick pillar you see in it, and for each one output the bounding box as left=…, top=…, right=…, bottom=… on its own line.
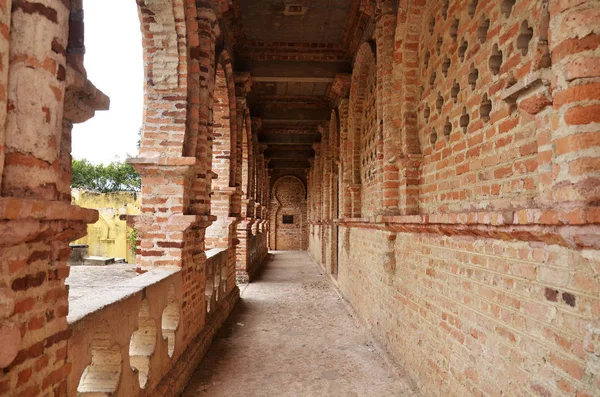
left=265, top=168, right=272, bottom=241
left=236, top=195, right=255, bottom=283
left=0, top=2, right=103, bottom=395
left=0, top=1, right=8, bottom=189
left=376, top=0, right=400, bottom=215
left=129, top=158, right=213, bottom=337
left=260, top=157, right=271, bottom=236
left=307, top=160, right=314, bottom=222
left=389, top=0, right=424, bottom=215
left=313, top=143, right=322, bottom=223
left=549, top=0, right=600, bottom=213
left=129, top=2, right=236, bottom=343
left=338, top=100, right=354, bottom=219
left=233, top=75, right=256, bottom=282
left=256, top=153, right=269, bottom=262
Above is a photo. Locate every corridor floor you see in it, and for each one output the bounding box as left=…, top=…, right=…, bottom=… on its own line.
left=182, top=251, right=419, bottom=397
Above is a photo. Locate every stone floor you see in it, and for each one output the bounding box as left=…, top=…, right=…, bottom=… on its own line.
left=182, top=251, right=419, bottom=397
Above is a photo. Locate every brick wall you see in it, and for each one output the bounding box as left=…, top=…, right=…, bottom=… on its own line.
left=337, top=226, right=599, bottom=396
left=308, top=0, right=600, bottom=395
left=270, top=175, right=307, bottom=250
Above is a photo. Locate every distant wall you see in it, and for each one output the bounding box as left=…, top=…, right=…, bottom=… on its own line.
left=71, top=190, right=141, bottom=263
left=270, top=176, right=307, bottom=250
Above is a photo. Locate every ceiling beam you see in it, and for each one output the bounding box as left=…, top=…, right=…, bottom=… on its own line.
left=260, top=133, right=321, bottom=145
left=268, top=159, right=310, bottom=169
left=265, top=150, right=313, bottom=160
left=252, top=95, right=329, bottom=104
left=252, top=76, right=334, bottom=83
left=238, top=60, right=351, bottom=79
left=255, top=108, right=331, bottom=121
left=261, top=119, right=321, bottom=125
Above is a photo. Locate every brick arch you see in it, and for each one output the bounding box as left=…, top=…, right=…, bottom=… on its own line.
left=329, top=110, right=342, bottom=218
left=331, top=109, right=341, bottom=164
left=387, top=0, right=426, bottom=215
left=392, top=0, right=425, bottom=156
left=136, top=0, right=189, bottom=158
left=211, top=50, right=237, bottom=190
left=205, top=49, right=238, bottom=249
left=241, top=109, right=253, bottom=197
left=270, top=175, right=308, bottom=250
left=347, top=41, right=377, bottom=217
left=271, top=174, right=307, bottom=200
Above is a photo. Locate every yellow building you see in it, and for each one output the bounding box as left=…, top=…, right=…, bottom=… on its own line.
left=71, top=189, right=141, bottom=264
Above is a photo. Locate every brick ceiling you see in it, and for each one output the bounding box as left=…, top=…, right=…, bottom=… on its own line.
left=233, top=0, right=368, bottom=172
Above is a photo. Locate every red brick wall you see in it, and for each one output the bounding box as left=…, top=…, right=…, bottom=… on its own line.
left=416, top=0, right=550, bottom=214
left=337, top=226, right=599, bottom=396
left=308, top=0, right=600, bottom=395
left=270, top=175, right=307, bottom=250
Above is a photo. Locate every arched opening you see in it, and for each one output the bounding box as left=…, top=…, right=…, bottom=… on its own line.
left=206, top=57, right=236, bottom=250
left=205, top=260, right=215, bottom=314
left=359, top=69, right=379, bottom=215
left=270, top=176, right=308, bottom=250
left=330, top=110, right=341, bottom=277
left=241, top=114, right=251, bottom=199
left=77, top=333, right=122, bottom=395
left=66, top=0, right=143, bottom=267
left=347, top=42, right=377, bottom=218
left=129, top=300, right=157, bottom=389
left=71, top=0, right=142, bottom=164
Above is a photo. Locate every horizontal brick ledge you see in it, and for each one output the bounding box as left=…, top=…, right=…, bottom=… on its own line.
left=338, top=210, right=600, bottom=250
left=127, top=156, right=200, bottom=168
left=130, top=213, right=217, bottom=228
left=340, top=207, right=600, bottom=227
left=0, top=198, right=98, bottom=223
left=501, top=69, right=552, bottom=102
left=211, top=186, right=238, bottom=195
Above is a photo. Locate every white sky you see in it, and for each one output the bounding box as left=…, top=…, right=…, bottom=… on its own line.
left=71, top=0, right=143, bottom=164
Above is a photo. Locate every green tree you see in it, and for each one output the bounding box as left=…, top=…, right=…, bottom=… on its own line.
left=71, top=159, right=141, bottom=192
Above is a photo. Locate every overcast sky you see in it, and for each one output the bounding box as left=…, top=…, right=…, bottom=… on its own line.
left=71, top=0, right=143, bottom=164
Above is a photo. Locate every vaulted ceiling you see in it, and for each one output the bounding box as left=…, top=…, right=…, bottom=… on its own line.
left=232, top=0, right=373, bottom=173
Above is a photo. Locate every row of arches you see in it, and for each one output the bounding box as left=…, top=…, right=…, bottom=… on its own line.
left=310, top=0, right=553, bottom=220
left=67, top=0, right=271, bottom=394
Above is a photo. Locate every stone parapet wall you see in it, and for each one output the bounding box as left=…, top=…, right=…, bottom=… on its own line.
left=67, top=247, right=236, bottom=396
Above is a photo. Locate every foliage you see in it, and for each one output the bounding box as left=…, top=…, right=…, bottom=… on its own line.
left=127, top=228, right=138, bottom=257
left=72, top=158, right=141, bottom=193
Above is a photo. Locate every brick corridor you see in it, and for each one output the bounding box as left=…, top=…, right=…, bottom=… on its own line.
left=182, top=251, right=419, bottom=397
